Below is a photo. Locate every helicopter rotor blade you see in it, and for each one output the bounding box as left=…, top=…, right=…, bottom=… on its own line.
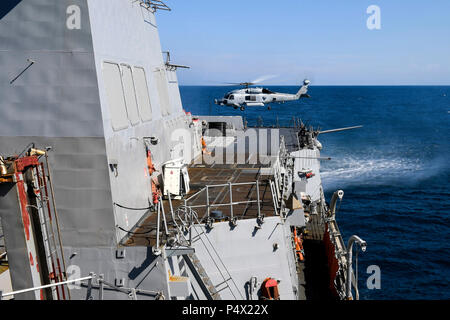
left=250, top=74, right=278, bottom=84
left=216, top=75, right=278, bottom=87
left=211, top=82, right=242, bottom=86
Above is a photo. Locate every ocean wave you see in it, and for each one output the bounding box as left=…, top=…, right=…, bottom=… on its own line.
left=320, top=155, right=447, bottom=190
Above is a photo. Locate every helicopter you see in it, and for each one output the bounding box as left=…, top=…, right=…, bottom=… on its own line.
left=214, top=79, right=311, bottom=111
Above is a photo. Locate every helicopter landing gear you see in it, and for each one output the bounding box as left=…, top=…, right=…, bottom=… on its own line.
left=240, top=106, right=245, bottom=111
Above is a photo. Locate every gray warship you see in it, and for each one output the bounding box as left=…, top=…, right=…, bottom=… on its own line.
left=0, top=0, right=367, bottom=300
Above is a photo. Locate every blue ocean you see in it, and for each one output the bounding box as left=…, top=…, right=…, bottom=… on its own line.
left=180, top=85, right=450, bottom=300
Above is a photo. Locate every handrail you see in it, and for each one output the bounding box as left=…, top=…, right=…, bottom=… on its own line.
left=1, top=276, right=93, bottom=298
left=1, top=273, right=163, bottom=300
left=187, top=200, right=259, bottom=209
left=184, top=181, right=266, bottom=223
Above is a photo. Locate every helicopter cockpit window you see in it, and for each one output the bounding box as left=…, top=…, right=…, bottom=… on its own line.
left=224, top=93, right=230, bottom=99
left=229, top=95, right=234, bottom=100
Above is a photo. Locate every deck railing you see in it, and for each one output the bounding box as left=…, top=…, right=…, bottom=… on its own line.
left=182, top=180, right=276, bottom=226
left=0, top=272, right=163, bottom=300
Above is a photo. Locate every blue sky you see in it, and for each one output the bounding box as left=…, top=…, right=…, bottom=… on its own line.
left=156, top=0, right=450, bottom=85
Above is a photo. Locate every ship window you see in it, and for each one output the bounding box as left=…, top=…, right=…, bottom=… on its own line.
left=155, top=69, right=171, bottom=117
left=102, top=62, right=129, bottom=131
left=133, top=67, right=153, bottom=122
left=121, top=65, right=140, bottom=126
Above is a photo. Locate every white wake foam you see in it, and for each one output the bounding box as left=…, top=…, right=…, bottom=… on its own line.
left=320, top=156, right=424, bottom=190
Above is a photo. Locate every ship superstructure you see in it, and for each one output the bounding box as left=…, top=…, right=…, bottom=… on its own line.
left=0, top=0, right=366, bottom=300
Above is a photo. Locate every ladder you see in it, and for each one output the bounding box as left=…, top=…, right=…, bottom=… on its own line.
left=30, top=161, right=68, bottom=300
left=167, top=202, right=221, bottom=300
left=189, top=217, right=243, bottom=300
left=169, top=200, right=242, bottom=299
left=183, top=252, right=222, bottom=300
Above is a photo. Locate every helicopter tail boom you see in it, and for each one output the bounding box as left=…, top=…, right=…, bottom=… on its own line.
left=296, top=79, right=311, bottom=99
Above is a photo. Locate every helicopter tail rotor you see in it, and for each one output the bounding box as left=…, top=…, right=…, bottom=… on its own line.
left=296, top=79, right=311, bottom=98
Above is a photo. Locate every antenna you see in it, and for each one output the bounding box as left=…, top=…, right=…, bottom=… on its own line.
left=10, top=58, right=35, bottom=85
left=162, top=51, right=190, bottom=71
left=139, top=0, right=171, bottom=12
left=318, top=125, right=363, bottom=134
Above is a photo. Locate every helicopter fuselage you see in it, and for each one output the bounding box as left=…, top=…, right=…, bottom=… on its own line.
left=214, top=81, right=310, bottom=111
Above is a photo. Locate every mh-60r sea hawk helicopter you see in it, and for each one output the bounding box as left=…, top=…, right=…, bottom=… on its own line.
left=214, top=79, right=311, bottom=111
